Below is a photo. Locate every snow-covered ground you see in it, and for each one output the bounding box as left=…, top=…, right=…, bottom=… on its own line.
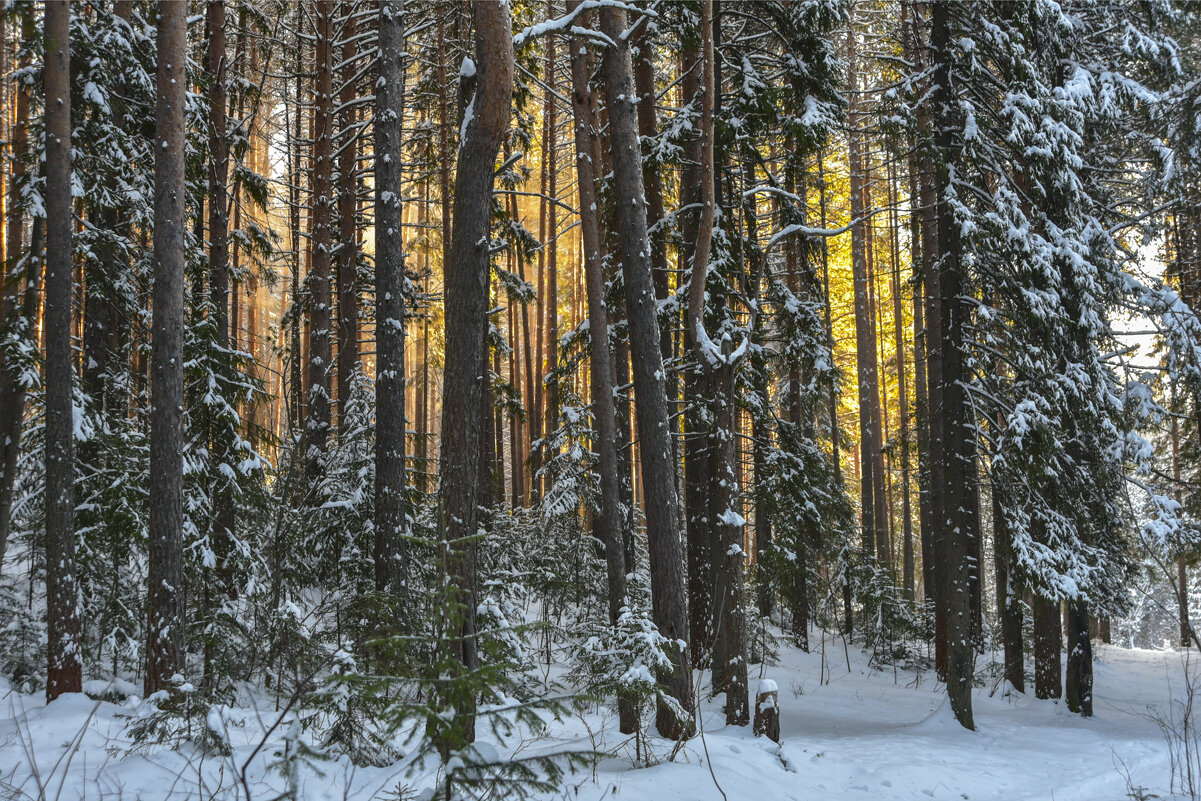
left=0, top=634, right=1185, bottom=800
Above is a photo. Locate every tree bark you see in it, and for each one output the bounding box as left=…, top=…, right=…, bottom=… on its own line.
left=1065, top=601, right=1092, bottom=716
left=568, top=3, right=635, bottom=732
left=434, top=0, right=513, bottom=756
left=600, top=4, right=695, bottom=739
left=846, top=6, right=881, bottom=562
left=888, top=161, right=914, bottom=601
left=0, top=10, right=34, bottom=570
left=992, top=474, right=1024, bottom=693
left=146, top=0, right=188, bottom=696
left=43, top=0, right=82, bottom=701
left=544, top=34, right=559, bottom=464
left=684, top=0, right=746, bottom=727
left=288, top=56, right=303, bottom=432
left=373, top=0, right=407, bottom=596
left=336, top=0, right=359, bottom=427
left=306, top=0, right=334, bottom=482
left=206, top=0, right=238, bottom=597
left=1033, top=593, right=1062, bottom=699
left=680, top=28, right=715, bottom=666
left=931, top=0, right=975, bottom=729
left=633, top=25, right=677, bottom=468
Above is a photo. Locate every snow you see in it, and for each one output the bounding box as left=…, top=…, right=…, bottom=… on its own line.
left=0, top=637, right=1188, bottom=800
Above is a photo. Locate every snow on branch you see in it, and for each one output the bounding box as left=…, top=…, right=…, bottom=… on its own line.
left=512, top=0, right=656, bottom=49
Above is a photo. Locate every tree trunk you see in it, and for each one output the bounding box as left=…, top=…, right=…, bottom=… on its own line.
left=373, top=0, right=407, bottom=597
left=568, top=3, right=635, bottom=732
left=684, top=0, right=746, bottom=726
left=931, top=0, right=974, bottom=729
left=544, top=35, right=559, bottom=465
left=904, top=110, right=933, bottom=606
left=680, top=29, right=715, bottom=666
left=43, top=0, right=81, bottom=701
left=288, top=57, right=303, bottom=432
left=433, top=0, right=513, bottom=757
left=846, top=7, right=880, bottom=562
left=146, top=0, right=187, bottom=696
left=1033, top=593, right=1062, bottom=699
left=992, top=476, right=1024, bottom=693
left=888, top=161, right=914, bottom=601
left=336, top=0, right=359, bottom=427
left=306, top=0, right=334, bottom=482
left=206, top=0, right=238, bottom=597
left=633, top=25, right=677, bottom=468
left=1181, top=556, right=1191, bottom=648
left=600, top=4, right=695, bottom=739
left=1065, top=601, right=1092, bottom=716
left=0, top=10, right=34, bottom=570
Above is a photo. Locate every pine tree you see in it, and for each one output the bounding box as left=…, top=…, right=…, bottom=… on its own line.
left=43, top=0, right=81, bottom=701
left=599, top=3, right=695, bottom=740
left=434, top=0, right=514, bottom=757
left=146, top=0, right=188, bottom=696
left=373, top=0, right=408, bottom=597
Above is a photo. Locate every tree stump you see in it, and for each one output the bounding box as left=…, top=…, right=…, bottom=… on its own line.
left=754, top=679, right=780, bottom=742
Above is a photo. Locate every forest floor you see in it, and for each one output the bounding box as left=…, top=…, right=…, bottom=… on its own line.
left=0, top=631, right=1187, bottom=801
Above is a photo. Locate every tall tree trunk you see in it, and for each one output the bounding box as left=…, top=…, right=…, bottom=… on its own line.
left=633, top=25, right=677, bottom=469
left=600, top=4, right=695, bottom=739
left=903, top=56, right=934, bottom=606
left=817, top=152, right=853, bottom=637
left=593, top=91, right=637, bottom=579
left=206, top=0, right=237, bottom=596
left=415, top=175, right=430, bottom=497
left=515, top=209, right=536, bottom=503
left=917, top=0, right=947, bottom=678
left=433, top=0, right=513, bottom=757
left=931, top=0, right=975, bottom=729
left=865, top=171, right=890, bottom=568
left=532, top=86, right=549, bottom=497
left=888, top=160, right=914, bottom=601
left=545, top=35, right=559, bottom=467
left=373, top=0, right=407, bottom=596
left=0, top=10, right=34, bottom=569
left=146, top=0, right=187, bottom=696
left=336, top=0, right=359, bottom=427
left=680, top=29, right=715, bottom=665
left=692, top=2, right=746, bottom=725
left=43, top=0, right=81, bottom=701
left=288, top=58, right=304, bottom=432
left=306, top=0, right=334, bottom=482
left=846, top=6, right=880, bottom=562
left=568, top=4, right=635, bottom=732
